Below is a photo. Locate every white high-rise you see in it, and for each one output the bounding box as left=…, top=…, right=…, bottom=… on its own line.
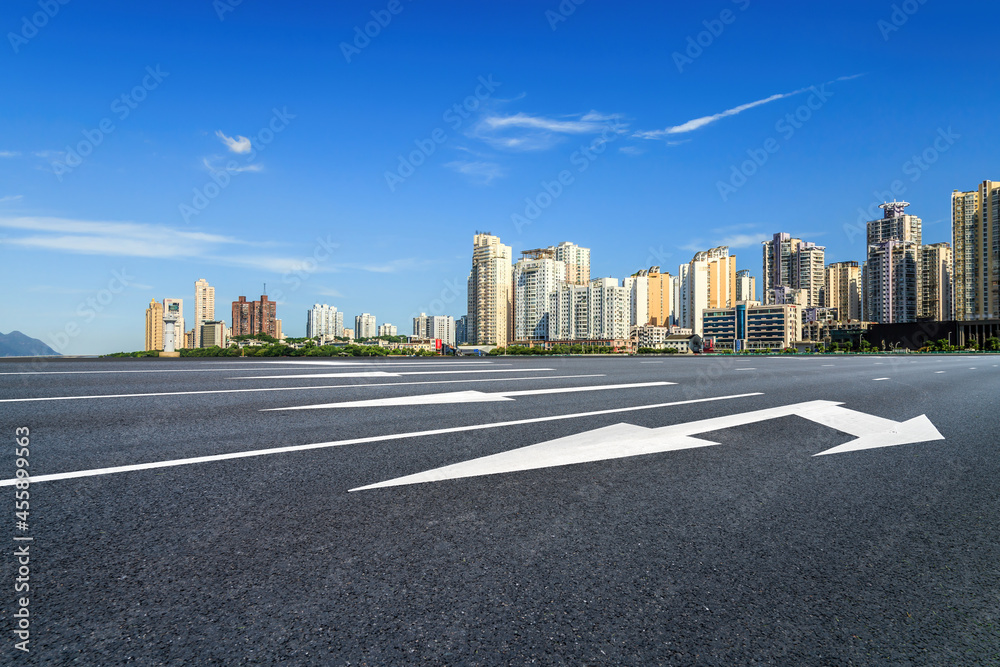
left=623, top=274, right=649, bottom=327
left=355, top=313, right=377, bottom=339
left=514, top=250, right=566, bottom=343
left=307, top=304, right=344, bottom=339
left=678, top=247, right=736, bottom=335
left=588, top=278, right=630, bottom=340
left=548, top=241, right=591, bottom=285
left=194, top=279, right=215, bottom=348
left=413, top=314, right=455, bottom=346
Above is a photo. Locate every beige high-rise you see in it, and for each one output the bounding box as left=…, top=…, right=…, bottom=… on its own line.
left=194, top=278, right=215, bottom=348
left=646, top=267, right=672, bottom=326
left=920, top=243, right=953, bottom=322
left=824, top=261, right=862, bottom=321
left=762, top=233, right=825, bottom=307
left=468, top=233, right=513, bottom=345
left=952, top=181, right=999, bottom=320
left=144, top=299, right=163, bottom=351
left=548, top=241, right=591, bottom=286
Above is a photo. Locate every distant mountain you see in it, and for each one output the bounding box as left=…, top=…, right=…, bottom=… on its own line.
left=0, top=331, right=61, bottom=357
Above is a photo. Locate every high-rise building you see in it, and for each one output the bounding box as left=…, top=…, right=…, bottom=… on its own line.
left=231, top=295, right=277, bottom=337
left=163, top=298, right=185, bottom=347
left=824, top=261, right=863, bottom=321
left=194, top=279, right=215, bottom=348
left=645, top=267, right=672, bottom=326
left=678, top=246, right=736, bottom=334
left=548, top=241, right=591, bottom=285
left=735, top=269, right=756, bottom=303
left=864, top=202, right=923, bottom=324
left=378, top=323, right=397, bottom=337
left=588, top=278, right=630, bottom=340
left=467, top=233, right=513, bottom=346
left=413, top=314, right=455, bottom=345
left=355, top=313, right=377, bottom=339
left=307, top=304, right=344, bottom=339
left=514, top=249, right=566, bottom=343
left=762, top=233, right=825, bottom=307
left=952, top=181, right=999, bottom=320
left=549, top=283, right=590, bottom=341
left=455, top=315, right=469, bottom=344
left=920, top=243, right=954, bottom=322
left=623, top=273, right=649, bottom=327
left=144, top=299, right=163, bottom=351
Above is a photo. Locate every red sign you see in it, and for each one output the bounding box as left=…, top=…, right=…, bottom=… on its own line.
left=435, top=339, right=442, bottom=350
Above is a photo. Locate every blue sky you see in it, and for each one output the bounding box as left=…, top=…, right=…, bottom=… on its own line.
left=1, top=0, right=996, bottom=354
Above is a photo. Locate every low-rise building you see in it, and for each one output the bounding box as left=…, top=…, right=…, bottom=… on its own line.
left=703, top=302, right=800, bottom=351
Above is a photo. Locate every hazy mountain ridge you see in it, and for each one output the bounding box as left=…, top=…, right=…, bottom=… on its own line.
left=0, top=331, right=61, bottom=357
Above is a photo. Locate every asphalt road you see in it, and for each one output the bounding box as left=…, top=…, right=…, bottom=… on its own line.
left=1, top=354, right=998, bottom=665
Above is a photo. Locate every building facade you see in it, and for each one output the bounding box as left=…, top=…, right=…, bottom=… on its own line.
left=355, top=313, right=377, bottom=339
left=412, top=314, right=455, bottom=345
left=468, top=233, right=513, bottom=346
left=762, top=233, right=825, bottom=307
left=307, top=304, right=344, bottom=339
left=144, top=299, right=163, bottom=351
left=735, top=269, right=756, bottom=303
left=952, top=181, right=999, bottom=321
left=231, top=295, right=277, bottom=338
left=863, top=202, right=924, bottom=324
left=377, top=323, right=397, bottom=337
left=824, top=261, right=863, bottom=321
left=200, top=321, right=229, bottom=348
left=645, top=267, right=672, bottom=326
left=702, top=303, right=801, bottom=351
left=678, top=246, right=736, bottom=335
left=194, top=278, right=215, bottom=348
left=513, top=249, right=566, bottom=343
left=549, top=241, right=591, bottom=285
left=163, top=298, right=185, bottom=347
left=919, top=243, right=954, bottom=322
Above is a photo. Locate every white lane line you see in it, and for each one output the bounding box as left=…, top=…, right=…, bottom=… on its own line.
left=265, top=381, right=675, bottom=410
left=873, top=378, right=890, bottom=381
left=0, top=362, right=500, bottom=376
left=735, top=368, right=755, bottom=371
left=639, top=361, right=664, bottom=364
left=232, top=368, right=555, bottom=379
left=969, top=368, right=976, bottom=370
left=0, top=374, right=605, bottom=404
left=935, top=371, right=945, bottom=374
left=0, top=392, right=763, bottom=487
left=822, top=364, right=835, bottom=367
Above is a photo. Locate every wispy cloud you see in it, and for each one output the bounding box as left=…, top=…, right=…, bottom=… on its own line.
left=0, top=195, right=23, bottom=204
left=0, top=216, right=419, bottom=275
left=0, top=151, right=21, bottom=158
left=215, top=130, right=252, bottom=154
left=315, top=286, right=344, bottom=298
left=472, top=110, right=627, bottom=151
left=202, top=156, right=263, bottom=174
left=445, top=160, right=505, bottom=184
left=636, top=75, right=863, bottom=140
left=618, top=146, right=644, bottom=156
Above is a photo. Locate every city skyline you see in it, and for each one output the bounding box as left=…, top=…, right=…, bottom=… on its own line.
left=2, top=2, right=996, bottom=353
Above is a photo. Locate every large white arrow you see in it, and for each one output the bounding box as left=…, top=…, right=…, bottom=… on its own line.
left=350, top=400, right=944, bottom=491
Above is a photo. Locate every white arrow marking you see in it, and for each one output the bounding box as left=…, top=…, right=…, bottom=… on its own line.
left=264, top=381, right=674, bottom=410
left=0, top=392, right=759, bottom=487
left=232, top=368, right=556, bottom=379
left=350, top=401, right=944, bottom=491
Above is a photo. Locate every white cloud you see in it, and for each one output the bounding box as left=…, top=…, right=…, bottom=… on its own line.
left=636, top=75, right=863, bottom=140
left=316, top=286, right=344, bottom=298
left=680, top=232, right=769, bottom=253
left=0, top=216, right=417, bottom=275
left=215, top=130, right=252, bottom=154
left=0, top=195, right=23, bottom=203
left=0, top=151, right=21, bottom=158
left=472, top=110, right=627, bottom=152
left=445, top=160, right=505, bottom=184
left=618, top=146, right=644, bottom=156
left=202, top=157, right=263, bottom=174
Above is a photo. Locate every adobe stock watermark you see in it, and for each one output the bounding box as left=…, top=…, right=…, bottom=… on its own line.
left=340, top=0, right=414, bottom=64
left=213, top=0, right=244, bottom=21
left=673, top=0, right=751, bottom=73
left=50, top=65, right=169, bottom=182
left=842, top=127, right=959, bottom=244
left=717, top=83, right=834, bottom=202
left=179, top=106, right=295, bottom=223
left=545, top=0, right=586, bottom=31
left=511, top=121, right=624, bottom=233
left=878, top=0, right=929, bottom=41
left=384, top=75, right=501, bottom=192
left=7, top=0, right=70, bottom=54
